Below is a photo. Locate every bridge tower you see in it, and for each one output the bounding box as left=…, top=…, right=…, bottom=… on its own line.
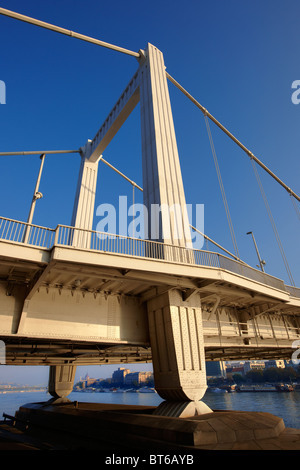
left=58, top=43, right=207, bottom=404
left=139, top=44, right=206, bottom=401
left=1, top=8, right=300, bottom=425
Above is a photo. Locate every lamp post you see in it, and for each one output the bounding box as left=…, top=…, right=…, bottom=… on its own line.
left=23, top=153, right=45, bottom=243
left=246, top=231, right=266, bottom=272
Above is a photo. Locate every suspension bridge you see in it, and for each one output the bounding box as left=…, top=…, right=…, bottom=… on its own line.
left=0, top=7, right=299, bottom=404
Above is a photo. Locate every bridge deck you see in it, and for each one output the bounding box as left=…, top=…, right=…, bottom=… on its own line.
left=0, top=216, right=299, bottom=365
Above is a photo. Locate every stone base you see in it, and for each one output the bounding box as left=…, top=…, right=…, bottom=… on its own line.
left=3, top=401, right=299, bottom=451
left=153, top=400, right=213, bottom=417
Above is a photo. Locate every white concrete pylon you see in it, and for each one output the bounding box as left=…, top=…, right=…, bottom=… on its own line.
left=140, top=44, right=193, bottom=249
left=71, top=142, right=101, bottom=248
left=71, top=44, right=193, bottom=253
left=48, top=364, right=77, bottom=401
left=147, top=289, right=207, bottom=402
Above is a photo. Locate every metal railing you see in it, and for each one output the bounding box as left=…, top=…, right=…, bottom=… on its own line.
left=286, top=285, right=300, bottom=299
left=54, top=224, right=287, bottom=293
left=0, top=216, right=297, bottom=296
left=202, top=318, right=300, bottom=340
left=0, top=216, right=55, bottom=248
left=218, top=256, right=286, bottom=292
left=55, top=224, right=220, bottom=267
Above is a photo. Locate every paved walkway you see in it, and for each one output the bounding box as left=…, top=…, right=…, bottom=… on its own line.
left=190, top=410, right=300, bottom=450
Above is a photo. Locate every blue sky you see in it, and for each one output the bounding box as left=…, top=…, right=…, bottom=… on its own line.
left=0, top=0, right=299, bottom=384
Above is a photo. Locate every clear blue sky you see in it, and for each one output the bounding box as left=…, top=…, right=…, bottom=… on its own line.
left=0, top=0, right=299, bottom=384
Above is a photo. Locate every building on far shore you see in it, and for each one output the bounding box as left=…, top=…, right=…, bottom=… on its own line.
left=205, top=361, right=226, bottom=379
left=225, top=360, right=288, bottom=379
left=225, top=365, right=245, bottom=380
left=243, top=360, right=265, bottom=374
left=112, top=367, right=130, bottom=384
left=124, top=371, right=153, bottom=386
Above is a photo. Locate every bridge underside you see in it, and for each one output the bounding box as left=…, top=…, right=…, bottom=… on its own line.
left=1, top=240, right=299, bottom=367
left=2, top=338, right=298, bottom=366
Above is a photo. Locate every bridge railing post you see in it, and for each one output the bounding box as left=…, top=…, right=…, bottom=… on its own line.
left=54, top=225, right=60, bottom=246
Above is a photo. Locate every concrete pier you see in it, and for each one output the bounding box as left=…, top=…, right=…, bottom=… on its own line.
left=1, top=401, right=300, bottom=451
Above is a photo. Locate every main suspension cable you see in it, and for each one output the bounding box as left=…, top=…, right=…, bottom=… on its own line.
left=0, top=149, right=80, bottom=156
left=166, top=72, right=300, bottom=203
left=0, top=8, right=141, bottom=58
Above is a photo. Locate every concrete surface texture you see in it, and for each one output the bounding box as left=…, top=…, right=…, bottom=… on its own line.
left=1, top=401, right=298, bottom=451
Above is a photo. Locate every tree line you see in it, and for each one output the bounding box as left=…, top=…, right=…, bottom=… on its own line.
left=233, top=366, right=300, bottom=384
left=207, top=365, right=300, bottom=386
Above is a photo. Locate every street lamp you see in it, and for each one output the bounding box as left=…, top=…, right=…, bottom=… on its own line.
left=23, top=153, right=45, bottom=243
left=246, top=231, right=266, bottom=272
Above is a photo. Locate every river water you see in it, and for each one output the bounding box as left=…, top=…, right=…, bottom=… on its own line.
left=1, top=389, right=300, bottom=430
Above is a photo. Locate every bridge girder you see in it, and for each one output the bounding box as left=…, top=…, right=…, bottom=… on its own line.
left=0, top=240, right=299, bottom=367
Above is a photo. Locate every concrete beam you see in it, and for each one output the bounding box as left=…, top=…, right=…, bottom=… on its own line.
left=86, top=70, right=141, bottom=162
left=70, top=150, right=100, bottom=238
left=182, top=288, right=200, bottom=302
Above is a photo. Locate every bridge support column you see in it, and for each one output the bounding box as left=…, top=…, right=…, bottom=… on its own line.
left=140, top=43, right=192, bottom=249
left=70, top=146, right=101, bottom=248
left=48, top=365, right=77, bottom=403
left=147, top=290, right=207, bottom=401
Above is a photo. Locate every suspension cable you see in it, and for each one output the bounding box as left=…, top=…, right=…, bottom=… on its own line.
left=204, top=115, right=240, bottom=259
left=290, top=194, right=300, bottom=222
left=251, top=158, right=295, bottom=286
left=100, top=156, right=246, bottom=263
left=0, top=149, right=80, bottom=156
left=0, top=8, right=140, bottom=58
left=190, top=224, right=248, bottom=265
left=166, top=72, right=300, bottom=203
left=0, top=148, right=254, bottom=263
left=99, top=156, right=143, bottom=192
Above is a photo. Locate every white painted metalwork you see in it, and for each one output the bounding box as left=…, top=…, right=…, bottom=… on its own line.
left=0, top=216, right=55, bottom=248
left=0, top=216, right=291, bottom=295
left=0, top=8, right=140, bottom=58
